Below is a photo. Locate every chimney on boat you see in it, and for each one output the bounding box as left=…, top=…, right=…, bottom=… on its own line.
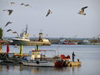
left=39, top=33, right=43, bottom=41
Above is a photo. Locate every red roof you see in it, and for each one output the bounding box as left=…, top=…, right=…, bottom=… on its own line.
left=0, top=40, right=7, bottom=43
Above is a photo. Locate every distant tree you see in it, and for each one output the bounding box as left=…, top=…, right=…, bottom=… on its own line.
left=0, top=28, right=3, bottom=39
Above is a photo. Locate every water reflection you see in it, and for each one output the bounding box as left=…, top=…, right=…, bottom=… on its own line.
left=22, top=65, right=81, bottom=74
left=0, top=65, right=3, bottom=71
left=0, top=64, right=81, bottom=73
left=0, top=64, right=24, bottom=72
left=71, top=65, right=81, bottom=72
left=31, top=67, right=40, bottom=74
left=6, top=65, right=9, bottom=71
left=20, top=65, right=23, bottom=71
left=55, top=65, right=81, bottom=72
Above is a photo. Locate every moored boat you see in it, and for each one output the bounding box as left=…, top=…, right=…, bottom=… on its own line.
left=12, top=26, right=51, bottom=46
left=58, top=38, right=65, bottom=44
left=78, top=39, right=90, bottom=45
left=58, top=38, right=77, bottom=45
left=22, top=49, right=58, bottom=67
left=22, top=46, right=71, bottom=67
left=63, top=40, right=77, bottom=45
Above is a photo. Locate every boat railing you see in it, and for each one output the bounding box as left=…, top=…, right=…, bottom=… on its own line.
left=30, top=57, right=60, bottom=61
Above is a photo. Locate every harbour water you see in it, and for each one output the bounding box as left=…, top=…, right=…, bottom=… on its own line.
left=0, top=44, right=100, bottom=75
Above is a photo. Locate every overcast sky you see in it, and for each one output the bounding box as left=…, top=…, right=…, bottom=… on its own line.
left=0, top=0, right=100, bottom=38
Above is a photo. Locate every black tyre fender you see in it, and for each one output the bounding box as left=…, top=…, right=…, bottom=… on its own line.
left=36, top=61, right=39, bottom=64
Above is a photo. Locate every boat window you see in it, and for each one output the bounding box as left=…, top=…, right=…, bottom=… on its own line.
left=8, top=53, right=14, bottom=57
left=32, top=53, right=34, bottom=55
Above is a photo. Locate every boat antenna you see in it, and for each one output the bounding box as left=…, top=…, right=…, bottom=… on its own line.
left=25, top=24, right=28, bottom=34
left=57, top=46, right=60, bottom=57
left=44, top=34, right=48, bottom=38
left=40, top=29, right=43, bottom=33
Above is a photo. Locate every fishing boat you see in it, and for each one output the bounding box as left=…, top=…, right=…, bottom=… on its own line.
left=22, top=49, right=58, bottom=67
left=12, top=25, right=30, bottom=45
left=63, top=40, right=77, bottom=45
left=22, top=45, right=70, bottom=67
left=12, top=26, right=51, bottom=46
left=78, top=39, right=90, bottom=45
left=58, top=38, right=65, bottom=44
left=58, top=38, right=77, bottom=45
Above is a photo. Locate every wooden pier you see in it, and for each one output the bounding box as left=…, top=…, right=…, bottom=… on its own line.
left=63, top=61, right=81, bottom=67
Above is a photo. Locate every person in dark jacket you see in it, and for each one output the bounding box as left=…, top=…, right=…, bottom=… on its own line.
left=72, top=51, right=75, bottom=62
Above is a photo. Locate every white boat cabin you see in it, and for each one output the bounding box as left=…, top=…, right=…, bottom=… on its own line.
left=29, top=49, right=41, bottom=60
left=25, top=49, right=57, bottom=62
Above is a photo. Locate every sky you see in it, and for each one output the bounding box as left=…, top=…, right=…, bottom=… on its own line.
left=0, top=0, right=100, bottom=38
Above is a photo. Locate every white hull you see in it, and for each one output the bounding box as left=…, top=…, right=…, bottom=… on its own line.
left=22, top=61, right=55, bottom=67
left=12, top=38, right=31, bottom=45
left=12, top=38, right=30, bottom=41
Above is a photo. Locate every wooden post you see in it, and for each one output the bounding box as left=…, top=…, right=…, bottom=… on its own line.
left=0, top=40, right=7, bottom=53
left=0, top=44, right=3, bottom=53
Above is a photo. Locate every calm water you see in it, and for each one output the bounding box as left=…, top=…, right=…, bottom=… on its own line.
left=0, top=44, right=100, bottom=75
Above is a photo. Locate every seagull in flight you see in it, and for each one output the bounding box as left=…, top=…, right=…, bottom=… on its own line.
left=5, top=21, right=12, bottom=27
left=21, top=3, right=25, bottom=5
left=12, top=31, right=19, bottom=37
left=12, top=31, right=17, bottom=33
left=8, top=10, right=13, bottom=15
left=46, top=9, right=52, bottom=17
left=21, top=3, right=32, bottom=8
left=6, top=29, right=19, bottom=37
left=7, top=29, right=12, bottom=32
left=25, top=4, right=32, bottom=8
left=78, top=6, right=88, bottom=15
left=3, top=9, right=13, bottom=15
left=8, top=2, right=15, bottom=5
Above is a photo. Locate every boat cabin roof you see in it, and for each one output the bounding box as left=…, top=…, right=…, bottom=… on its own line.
left=0, top=40, right=7, bottom=44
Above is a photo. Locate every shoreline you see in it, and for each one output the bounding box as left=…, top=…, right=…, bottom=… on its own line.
left=3, top=37, right=100, bottom=45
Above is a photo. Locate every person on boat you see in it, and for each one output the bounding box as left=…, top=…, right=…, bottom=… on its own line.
left=72, top=51, right=75, bottom=62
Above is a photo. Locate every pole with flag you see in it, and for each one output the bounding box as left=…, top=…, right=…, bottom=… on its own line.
left=7, top=43, right=10, bottom=53
left=36, top=44, right=39, bottom=50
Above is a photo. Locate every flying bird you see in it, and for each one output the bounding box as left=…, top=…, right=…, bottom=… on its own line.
left=8, top=10, right=13, bottom=15
left=25, top=4, right=32, bottom=8
left=78, top=6, right=88, bottom=15
left=12, top=31, right=19, bottom=37
left=3, top=10, right=6, bottom=11
left=21, top=3, right=32, bottom=8
left=5, top=21, right=12, bottom=27
left=7, top=29, right=12, bottom=32
left=21, top=3, right=25, bottom=5
left=25, top=4, right=29, bottom=6
left=8, top=2, right=15, bottom=5
left=3, top=9, right=13, bottom=15
left=12, top=31, right=17, bottom=33
left=46, top=9, right=52, bottom=17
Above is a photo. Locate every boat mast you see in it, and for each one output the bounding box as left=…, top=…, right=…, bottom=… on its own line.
left=25, top=25, right=28, bottom=34
left=39, top=29, right=43, bottom=41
